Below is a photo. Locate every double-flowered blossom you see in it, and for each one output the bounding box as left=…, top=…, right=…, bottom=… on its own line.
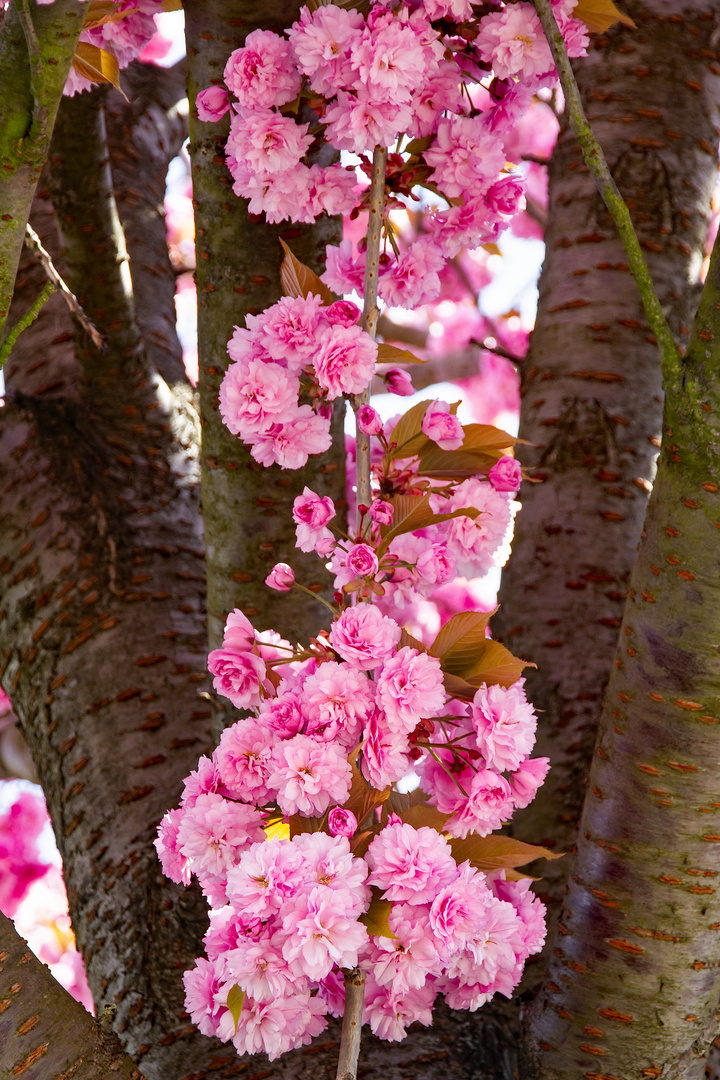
left=154, top=0, right=572, bottom=1062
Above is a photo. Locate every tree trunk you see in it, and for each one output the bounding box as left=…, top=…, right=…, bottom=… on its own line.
left=496, top=1, right=720, bottom=929
left=527, top=212, right=720, bottom=1080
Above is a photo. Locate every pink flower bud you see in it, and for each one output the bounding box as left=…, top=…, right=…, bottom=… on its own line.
left=328, top=807, right=357, bottom=837
left=195, top=85, right=231, bottom=122
left=384, top=367, right=414, bottom=397
left=346, top=543, right=379, bottom=578
left=369, top=499, right=393, bottom=525
left=265, top=563, right=295, bottom=591
left=421, top=400, right=464, bottom=451
left=325, top=300, right=361, bottom=327
left=316, top=533, right=337, bottom=557
left=357, top=405, right=383, bottom=436
left=488, top=455, right=522, bottom=492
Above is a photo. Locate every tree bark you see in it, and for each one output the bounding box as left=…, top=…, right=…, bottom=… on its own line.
left=0, top=913, right=144, bottom=1080
left=185, top=0, right=346, bottom=703
left=0, top=0, right=83, bottom=338
left=527, top=204, right=720, bottom=1080
left=496, top=1, right=720, bottom=927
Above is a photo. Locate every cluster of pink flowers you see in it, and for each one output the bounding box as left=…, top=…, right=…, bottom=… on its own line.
left=157, top=461, right=549, bottom=1057
left=219, top=295, right=375, bottom=469
left=196, top=0, right=586, bottom=307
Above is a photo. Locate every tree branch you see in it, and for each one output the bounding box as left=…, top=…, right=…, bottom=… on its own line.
left=533, top=0, right=681, bottom=391
left=0, top=0, right=84, bottom=339
left=25, top=223, right=105, bottom=349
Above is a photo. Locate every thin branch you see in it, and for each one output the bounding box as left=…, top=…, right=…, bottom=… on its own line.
left=336, top=968, right=366, bottom=1080
left=25, top=224, right=105, bottom=350
left=352, top=145, right=387, bottom=527
left=0, top=279, right=54, bottom=369
left=533, top=0, right=682, bottom=390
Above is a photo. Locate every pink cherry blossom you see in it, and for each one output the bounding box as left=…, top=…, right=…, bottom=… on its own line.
left=231, top=990, right=328, bottom=1060
left=488, top=455, right=522, bottom=492
left=383, top=367, right=414, bottom=396
left=223, top=30, right=302, bottom=110
left=300, top=661, right=375, bottom=746
left=266, top=563, right=295, bottom=592
left=363, top=978, right=436, bottom=1041
left=368, top=902, right=439, bottom=994
left=269, top=735, right=352, bottom=816
left=215, top=720, right=277, bottom=804
left=424, top=116, right=505, bottom=199
left=421, top=400, right=465, bottom=451
left=208, top=645, right=267, bottom=710
left=219, top=358, right=299, bottom=439
left=471, top=681, right=537, bottom=773
left=416, top=543, right=456, bottom=586
left=227, top=111, right=312, bottom=176
left=357, top=405, right=383, bottom=436
left=509, top=756, right=550, bottom=809
left=196, top=85, right=231, bottom=122
left=249, top=405, right=332, bottom=470
left=361, top=712, right=412, bottom=788
left=177, top=793, right=265, bottom=882
left=258, top=688, right=305, bottom=738
left=345, top=544, right=379, bottom=579
left=255, top=294, right=325, bottom=374
left=376, top=647, right=446, bottom=734
left=369, top=499, right=394, bottom=525
left=328, top=807, right=358, bottom=838
left=313, top=324, right=378, bottom=400
left=226, top=838, right=305, bottom=919
left=366, top=822, right=458, bottom=905
left=288, top=4, right=365, bottom=97
left=329, top=605, right=401, bottom=671
left=281, top=886, right=369, bottom=980
left=293, top=832, right=370, bottom=910
left=445, top=769, right=515, bottom=839
left=225, top=930, right=297, bottom=1001
left=183, top=956, right=229, bottom=1038
left=293, top=487, right=336, bottom=553
left=324, top=300, right=361, bottom=328
left=379, top=239, right=445, bottom=310
left=475, top=4, right=553, bottom=81
left=155, top=808, right=192, bottom=887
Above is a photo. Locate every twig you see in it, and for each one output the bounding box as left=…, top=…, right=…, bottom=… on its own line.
left=336, top=968, right=366, bottom=1080
left=17, top=0, right=47, bottom=140
left=533, top=0, right=682, bottom=391
left=25, top=224, right=106, bottom=350
left=352, top=145, right=387, bottom=528
left=0, top=280, right=55, bottom=369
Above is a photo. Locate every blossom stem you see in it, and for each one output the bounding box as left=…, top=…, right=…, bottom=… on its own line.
left=352, top=145, right=387, bottom=531
left=336, top=967, right=366, bottom=1080
left=292, top=582, right=337, bottom=614
left=532, top=0, right=682, bottom=393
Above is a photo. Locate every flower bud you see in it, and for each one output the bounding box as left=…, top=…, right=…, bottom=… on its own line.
left=195, top=85, right=231, bottom=123
left=488, top=455, right=522, bottom=492
left=357, top=405, right=383, bottom=436
left=369, top=499, right=393, bottom=526
left=346, top=543, right=379, bottom=578
left=384, top=367, right=414, bottom=397
left=265, top=563, right=295, bottom=591
left=325, top=300, right=361, bottom=327
left=328, top=807, right=357, bottom=837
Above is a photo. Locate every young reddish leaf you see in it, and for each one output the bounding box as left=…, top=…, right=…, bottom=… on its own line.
left=448, top=834, right=562, bottom=872
left=399, top=628, right=427, bottom=653
left=385, top=399, right=432, bottom=459
left=398, top=801, right=452, bottom=832
left=377, top=342, right=427, bottom=365
left=460, top=424, right=516, bottom=453
left=574, top=0, right=635, bottom=32
left=429, top=609, right=497, bottom=660
left=359, top=888, right=396, bottom=938
left=377, top=496, right=479, bottom=557
left=227, top=984, right=245, bottom=1033
left=404, top=134, right=434, bottom=156
left=289, top=814, right=325, bottom=836
left=462, top=639, right=534, bottom=688
left=418, top=445, right=500, bottom=480
left=72, top=43, right=127, bottom=98
left=161, top=0, right=183, bottom=8
left=278, top=239, right=335, bottom=305
left=441, top=671, right=478, bottom=702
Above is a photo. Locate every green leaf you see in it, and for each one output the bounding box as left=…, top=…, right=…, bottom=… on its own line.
left=279, top=240, right=335, bottom=306
left=377, top=342, right=426, bottom=365
left=448, top=835, right=562, bottom=873
left=359, top=888, right=396, bottom=938
left=227, top=984, right=245, bottom=1033
left=573, top=0, right=635, bottom=32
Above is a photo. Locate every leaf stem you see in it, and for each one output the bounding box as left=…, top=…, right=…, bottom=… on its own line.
left=532, top=0, right=682, bottom=392
left=352, top=145, right=387, bottom=529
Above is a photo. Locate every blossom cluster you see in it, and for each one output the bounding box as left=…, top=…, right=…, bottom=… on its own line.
left=220, top=295, right=373, bottom=470
left=64, top=0, right=166, bottom=97
left=196, top=0, right=587, bottom=308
